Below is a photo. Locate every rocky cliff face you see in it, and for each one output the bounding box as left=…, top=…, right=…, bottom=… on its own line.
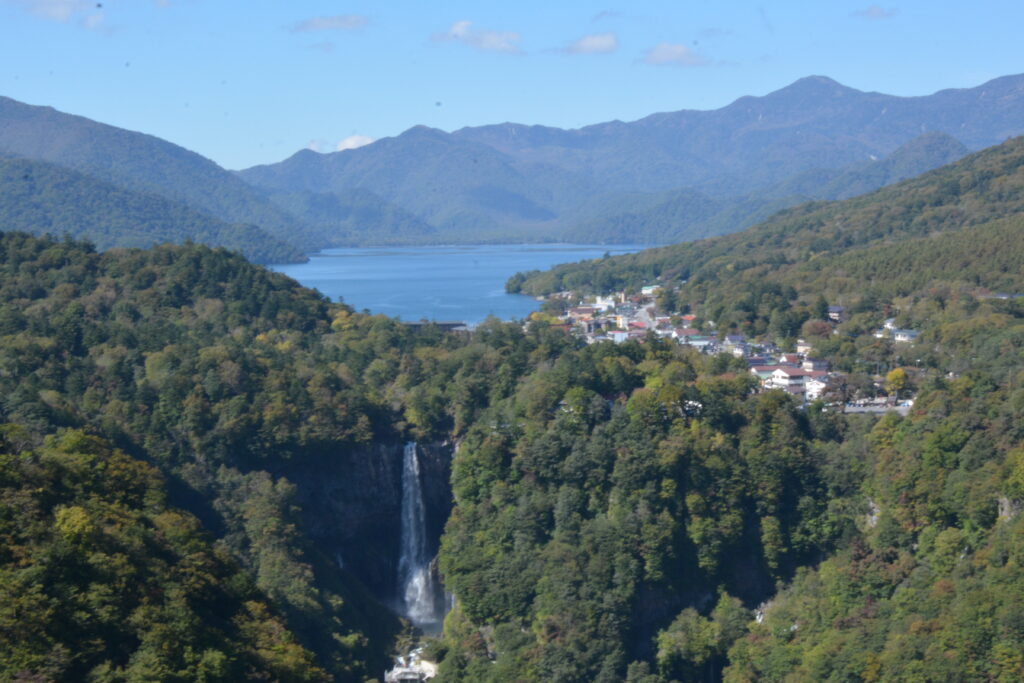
left=285, top=441, right=453, bottom=603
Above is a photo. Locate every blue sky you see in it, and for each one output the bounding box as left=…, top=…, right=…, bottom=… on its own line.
left=1, top=1, right=1021, bottom=170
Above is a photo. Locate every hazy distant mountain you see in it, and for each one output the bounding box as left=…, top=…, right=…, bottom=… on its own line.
left=0, top=156, right=305, bottom=263
left=0, top=95, right=316, bottom=251
left=241, top=126, right=598, bottom=241
left=775, top=130, right=970, bottom=201
left=262, top=187, right=439, bottom=246
left=509, top=133, right=1024, bottom=297
left=240, top=73, right=1024, bottom=245
left=565, top=131, right=972, bottom=244
left=454, top=75, right=1023, bottom=196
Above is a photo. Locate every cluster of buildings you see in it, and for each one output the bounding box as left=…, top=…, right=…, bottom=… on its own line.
left=749, top=355, right=831, bottom=401
left=548, top=287, right=836, bottom=403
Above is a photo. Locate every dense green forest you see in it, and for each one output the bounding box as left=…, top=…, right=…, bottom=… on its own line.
left=0, top=232, right=589, bottom=680
left=0, top=156, right=305, bottom=264
left=2, top=134, right=1024, bottom=682
left=429, top=290, right=1024, bottom=681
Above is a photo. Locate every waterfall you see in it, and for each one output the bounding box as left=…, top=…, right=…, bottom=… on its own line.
left=398, top=442, right=440, bottom=625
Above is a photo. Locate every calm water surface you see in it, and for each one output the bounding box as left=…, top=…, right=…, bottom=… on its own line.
left=271, top=244, right=644, bottom=324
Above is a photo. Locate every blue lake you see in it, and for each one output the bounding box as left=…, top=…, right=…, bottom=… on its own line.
left=270, top=244, right=645, bottom=324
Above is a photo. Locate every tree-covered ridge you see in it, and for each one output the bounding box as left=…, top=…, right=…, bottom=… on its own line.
left=509, top=135, right=1024, bottom=299
left=560, top=132, right=970, bottom=246
left=262, top=187, right=440, bottom=247
left=0, top=156, right=306, bottom=264
left=0, top=428, right=329, bottom=682
left=0, top=231, right=587, bottom=679
left=725, top=334, right=1024, bottom=681
left=430, top=292, right=1024, bottom=681
left=0, top=96, right=313, bottom=252
left=435, top=340, right=860, bottom=681
left=2, top=203, right=1023, bottom=681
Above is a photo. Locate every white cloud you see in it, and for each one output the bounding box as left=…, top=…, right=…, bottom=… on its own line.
left=7, top=0, right=89, bottom=21
left=5, top=0, right=109, bottom=31
left=564, top=32, right=618, bottom=55
left=643, top=43, right=711, bottom=67
left=852, top=5, right=898, bottom=20
left=434, top=20, right=522, bottom=54
left=292, top=14, right=368, bottom=33
left=336, top=135, right=374, bottom=151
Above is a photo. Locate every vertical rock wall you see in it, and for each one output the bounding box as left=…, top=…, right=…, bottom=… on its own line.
left=285, top=441, right=453, bottom=603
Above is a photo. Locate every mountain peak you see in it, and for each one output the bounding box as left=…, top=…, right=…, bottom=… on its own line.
left=774, top=75, right=858, bottom=97
left=398, top=125, right=447, bottom=139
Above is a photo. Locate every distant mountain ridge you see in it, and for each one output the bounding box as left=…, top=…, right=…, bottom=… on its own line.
left=240, top=73, right=1024, bottom=246
left=0, top=156, right=304, bottom=263
left=508, top=134, right=1024, bottom=301
left=0, top=96, right=314, bottom=250
left=0, top=96, right=433, bottom=258
left=3, top=73, right=1024, bottom=256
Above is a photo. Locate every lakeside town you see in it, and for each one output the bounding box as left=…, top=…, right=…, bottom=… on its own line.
left=530, top=284, right=923, bottom=414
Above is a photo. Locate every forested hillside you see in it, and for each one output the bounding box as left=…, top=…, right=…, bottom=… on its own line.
left=0, top=97, right=311, bottom=251
left=561, top=132, right=970, bottom=245
left=0, top=232, right=591, bottom=679
left=3, top=125, right=1024, bottom=681
left=509, top=135, right=1024, bottom=307
left=0, top=156, right=305, bottom=264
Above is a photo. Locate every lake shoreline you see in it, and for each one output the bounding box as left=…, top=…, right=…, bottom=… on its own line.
left=269, top=243, right=646, bottom=324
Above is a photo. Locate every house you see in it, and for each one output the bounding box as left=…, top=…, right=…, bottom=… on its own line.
left=893, top=329, right=920, bottom=343
left=750, top=365, right=782, bottom=383
left=766, top=366, right=811, bottom=392
left=796, top=339, right=813, bottom=355
left=641, top=285, right=661, bottom=296
left=779, top=353, right=801, bottom=366
left=827, top=305, right=846, bottom=323
left=802, top=358, right=829, bottom=371
left=805, top=376, right=828, bottom=401
left=680, top=336, right=715, bottom=352
left=673, top=327, right=701, bottom=340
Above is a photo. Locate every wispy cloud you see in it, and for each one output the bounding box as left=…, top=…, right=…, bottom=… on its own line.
left=336, top=135, right=374, bottom=151
left=852, top=5, right=898, bottom=20
left=562, top=32, right=618, bottom=55
left=5, top=0, right=104, bottom=27
left=434, top=20, right=522, bottom=54
left=642, top=43, right=711, bottom=67
left=592, top=10, right=619, bottom=22
left=292, top=14, right=369, bottom=33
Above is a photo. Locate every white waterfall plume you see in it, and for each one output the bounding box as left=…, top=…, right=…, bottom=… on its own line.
left=398, top=442, right=440, bottom=624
